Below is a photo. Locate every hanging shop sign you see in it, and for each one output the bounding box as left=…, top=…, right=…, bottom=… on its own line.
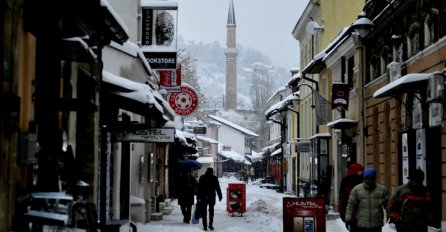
left=331, top=83, right=350, bottom=110
left=159, top=64, right=181, bottom=93
left=168, top=85, right=199, bottom=116
left=283, top=198, right=325, bottom=232
left=114, top=128, right=175, bottom=143
left=314, top=91, right=329, bottom=125
left=141, top=0, right=178, bottom=69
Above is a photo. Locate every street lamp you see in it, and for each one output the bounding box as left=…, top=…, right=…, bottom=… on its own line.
left=351, top=12, right=374, bottom=38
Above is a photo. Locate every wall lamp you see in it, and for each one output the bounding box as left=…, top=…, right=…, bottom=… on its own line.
left=351, top=12, right=374, bottom=38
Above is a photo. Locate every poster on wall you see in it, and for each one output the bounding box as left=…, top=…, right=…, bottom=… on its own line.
left=415, top=129, right=427, bottom=186
left=401, top=133, right=409, bottom=184
left=159, top=64, right=181, bottom=93
left=141, top=0, right=178, bottom=69
left=412, top=93, right=423, bottom=129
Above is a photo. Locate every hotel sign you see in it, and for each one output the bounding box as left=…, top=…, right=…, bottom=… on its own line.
left=114, top=128, right=175, bottom=143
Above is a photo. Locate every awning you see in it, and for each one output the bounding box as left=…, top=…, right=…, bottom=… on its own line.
left=326, top=118, right=358, bottom=129
left=102, top=71, right=166, bottom=120
left=373, top=73, right=430, bottom=98
left=61, top=37, right=98, bottom=63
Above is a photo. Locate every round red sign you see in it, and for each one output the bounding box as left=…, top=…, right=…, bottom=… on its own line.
left=168, top=86, right=199, bottom=116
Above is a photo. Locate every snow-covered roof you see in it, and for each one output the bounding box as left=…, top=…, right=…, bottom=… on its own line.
left=265, top=94, right=299, bottom=117
left=100, top=0, right=129, bottom=38
left=197, top=156, right=214, bottom=164
left=266, top=86, right=287, bottom=104
left=141, top=0, right=178, bottom=8
left=196, top=135, right=219, bottom=144
left=373, top=73, right=430, bottom=98
left=62, top=37, right=98, bottom=60
left=209, top=115, right=259, bottom=137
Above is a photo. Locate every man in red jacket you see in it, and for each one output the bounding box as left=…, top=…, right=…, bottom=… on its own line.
left=387, top=169, right=432, bottom=232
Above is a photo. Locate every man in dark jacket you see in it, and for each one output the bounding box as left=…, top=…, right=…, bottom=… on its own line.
left=178, top=170, right=197, bottom=223
left=387, top=169, right=432, bottom=232
left=197, top=167, right=222, bottom=231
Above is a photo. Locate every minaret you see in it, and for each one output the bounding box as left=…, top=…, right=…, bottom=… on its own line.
left=225, top=0, right=238, bottom=111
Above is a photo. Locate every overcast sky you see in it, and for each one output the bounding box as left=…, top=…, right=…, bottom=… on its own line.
left=177, top=0, right=308, bottom=68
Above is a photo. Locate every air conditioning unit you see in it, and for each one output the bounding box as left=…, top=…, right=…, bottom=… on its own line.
left=387, top=61, right=402, bottom=82
left=427, top=72, right=445, bottom=102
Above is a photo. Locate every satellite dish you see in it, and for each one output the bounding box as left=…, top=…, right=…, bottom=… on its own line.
left=306, top=21, right=323, bottom=35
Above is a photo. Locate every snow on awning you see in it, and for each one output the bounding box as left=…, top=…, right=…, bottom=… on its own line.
left=62, top=37, right=98, bottom=62
left=326, top=118, right=358, bottom=129
left=197, top=156, right=214, bottom=164
left=220, top=150, right=245, bottom=162
left=271, top=148, right=282, bottom=157
left=261, top=142, right=280, bottom=153
left=196, top=135, right=219, bottom=144
left=373, top=73, right=430, bottom=98
left=102, top=71, right=164, bottom=113
left=309, top=133, right=331, bottom=140
left=175, top=130, right=197, bottom=143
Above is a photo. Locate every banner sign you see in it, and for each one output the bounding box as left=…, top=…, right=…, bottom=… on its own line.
left=114, top=128, right=175, bottom=143
left=168, top=85, right=199, bottom=116
left=159, top=64, right=181, bottom=93
left=283, top=198, right=326, bottom=232
left=141, top=1, right=178, bottom=69
left=331, top=83, right=350, bottom=110
left=314, top=91, right=329, bottom=125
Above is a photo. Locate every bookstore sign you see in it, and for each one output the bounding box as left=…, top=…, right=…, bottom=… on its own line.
left=141, top=1, right=178, bottom=70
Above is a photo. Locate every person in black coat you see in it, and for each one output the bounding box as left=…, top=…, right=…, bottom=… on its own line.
left=197, top=167, right=222, bottom=231
left=178, top=170, right=197, bottom=223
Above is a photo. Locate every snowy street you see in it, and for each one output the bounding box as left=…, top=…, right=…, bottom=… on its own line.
left=129, top=176, right=396, bottom=232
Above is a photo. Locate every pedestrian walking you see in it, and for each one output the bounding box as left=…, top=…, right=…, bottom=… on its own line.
left=197, top=167, right=222, bottom=231
left=345, top=168, right=389, bottom=232
left=338, top=163, right=364, bottom=230
left=177, top=170, right=197, bottom=224
left=387, top=169, right=432, bottom=232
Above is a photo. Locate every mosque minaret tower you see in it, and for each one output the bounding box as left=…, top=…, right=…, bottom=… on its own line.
left=224, top=0, right=238, bottom=110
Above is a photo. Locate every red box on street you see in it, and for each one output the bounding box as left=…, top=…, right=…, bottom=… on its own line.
left=226, top=183, right=246, bottom=215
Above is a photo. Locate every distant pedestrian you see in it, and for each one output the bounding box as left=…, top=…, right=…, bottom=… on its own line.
left=178, top=170, right=197, bottom=224
left=345, top=168, right=389, bottom=232
left=387, top=169, right=432, bottom=232
left=338, top=163, right=364, bottom=230
left=197, top=167, right=222, bottom=231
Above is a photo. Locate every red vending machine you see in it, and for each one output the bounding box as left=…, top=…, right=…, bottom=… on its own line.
left=226, top=183, right=246, bottom=216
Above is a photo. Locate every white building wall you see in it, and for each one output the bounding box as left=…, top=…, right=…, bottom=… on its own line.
left=218, top=124, right=245, bottom=155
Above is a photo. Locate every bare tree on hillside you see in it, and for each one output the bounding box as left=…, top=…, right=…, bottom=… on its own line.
left=249, top=63, right=273, bottom=112
left=178, top=49, right=208, bottom=123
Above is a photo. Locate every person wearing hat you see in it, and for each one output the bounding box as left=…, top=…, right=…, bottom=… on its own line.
left=345, top=167, right=390, bottom=232
left=387, top=169, right=432, bottom=232
left=338, top=163, right=364, bottom=230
